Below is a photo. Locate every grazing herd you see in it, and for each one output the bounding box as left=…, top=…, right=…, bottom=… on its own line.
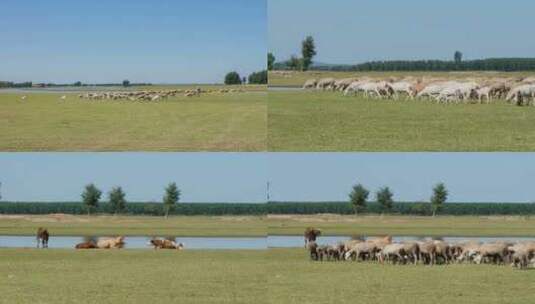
left=303, top=76, right=535, bottom=105
left=34, top=228, right=185, bottom=250
left=304, top=228, right=535, bottom=269
left=76, top=88, right=245, bottom=102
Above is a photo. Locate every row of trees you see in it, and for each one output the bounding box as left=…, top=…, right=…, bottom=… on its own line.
left=349, top=183, right=448, bottom=216
left=0, top=81, right=32, bottom=88
left=81, top=183, right=180, bottom=218
left=224, top=71, right=267, bottom=85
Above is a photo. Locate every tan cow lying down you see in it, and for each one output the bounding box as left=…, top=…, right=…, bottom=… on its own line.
left=97, top=236, right=125, bottom=249
left=149, top=238, right=184, bottom=250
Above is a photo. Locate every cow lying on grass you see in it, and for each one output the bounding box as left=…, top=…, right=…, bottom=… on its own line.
left=149, top=238, right=184, bottom=250
left=75, top=241, right=98, bottom=249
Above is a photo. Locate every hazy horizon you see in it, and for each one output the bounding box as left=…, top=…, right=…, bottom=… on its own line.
left=0, top=0, right=266, bottom=84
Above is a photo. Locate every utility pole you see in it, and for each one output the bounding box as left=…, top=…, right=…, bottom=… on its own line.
left=266, top=181, right=270, bottom=202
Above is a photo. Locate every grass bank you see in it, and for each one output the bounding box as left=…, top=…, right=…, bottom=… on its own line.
left=0, top=215, right=267, bottom=237
left=268, top=214, right=535, bottom=237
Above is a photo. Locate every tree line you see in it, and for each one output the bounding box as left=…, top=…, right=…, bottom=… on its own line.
left=0, top=81, right=152, bottom=88
left=224, top=70, right=267, bottom=85
left=274, top=57, right=535, bottom=72
left=80, top=183, right=180, bottom=218
left=349, top=183, right=447, bottom=216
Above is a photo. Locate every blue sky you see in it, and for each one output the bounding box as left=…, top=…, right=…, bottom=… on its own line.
left=268, top=153, right=535, bottom=203
left=0, top=0, right=266, bottom=84
left=1, top=153, right=535, bottom=203
left=269, top=0, right=535, bottom=64
left=0, top=153, right=268, bottom=203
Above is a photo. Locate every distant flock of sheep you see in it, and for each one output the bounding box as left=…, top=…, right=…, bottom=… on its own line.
left=77, top=88, right=245, bottom=102
left=303, top=76, right=535, bottom=105
left=18, top=88, right=247, bottom=102
left=304, top=228, right=535, bottom=269
left=36, top=228, right=184, bottom=250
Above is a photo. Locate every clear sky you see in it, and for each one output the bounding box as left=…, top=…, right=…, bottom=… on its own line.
left=269, top=0, right=535, bottom=64
left=268, top=153, right=535, bottom=203
left=0, top=153, right=268, bottom=203
left=0, top=0, right=266, bottom=84
left=1, top=153, right=535, bottom=203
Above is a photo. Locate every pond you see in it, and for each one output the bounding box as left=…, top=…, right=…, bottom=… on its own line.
left=0, top=236, right=266, bottom=250
left=3, top=235, right=534, bottom=250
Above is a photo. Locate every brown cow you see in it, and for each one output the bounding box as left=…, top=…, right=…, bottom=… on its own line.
left=304, top=227, right=321, bottom=248
left=36, top=227, right=49, bottom=248
left=149, top=238, right=183, bottom=250
left=75, top=241, right=97, bottom=249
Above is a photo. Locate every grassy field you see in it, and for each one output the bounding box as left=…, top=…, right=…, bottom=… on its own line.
left=268, top=90, right=535, bottom=151
left=0, top=249, right=266, bottom=304
left=267, top=248, right=535, bottom=304
left=269, top=70, right=535, bottom=87
left=268, top=214, right=535, bottom=237
left=4, top=214, right=535, bottom=237
left=0, top=215, right=267, bottom=237
left=0, top=86, right=266, bottom=151
left=2, top=248, right=534, bottom=304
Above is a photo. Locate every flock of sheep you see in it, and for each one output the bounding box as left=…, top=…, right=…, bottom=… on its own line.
left=304, top=228, right=535, bottom=269
left=303, top=76, right=535, bottom=105
left=77, top=88, right=245, bottom=102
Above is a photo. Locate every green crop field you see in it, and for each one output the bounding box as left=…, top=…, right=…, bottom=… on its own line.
left=0, top=86, right=266, bottom=151
left=0, top=215, right=267, bottom=237
left=268, top=90, right=535, bottom=151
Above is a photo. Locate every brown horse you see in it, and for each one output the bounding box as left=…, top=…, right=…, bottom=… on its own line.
left=304, top=227, right=321, bottom=248
left=36, top=227, right=49, bottom=248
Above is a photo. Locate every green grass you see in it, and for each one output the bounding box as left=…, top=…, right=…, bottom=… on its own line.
left=0, top=215, right=267, bottom=237
left=267, top=248, right=535, bottom=304
left=0, top=87, right=266, bottom=151
left=3, top=248, right=535, bottom=304
left=268, top=215, right=535, bottom=237
left=0, top=249, right=267, bottom=304
left=268, top=90, right=535, bottom=151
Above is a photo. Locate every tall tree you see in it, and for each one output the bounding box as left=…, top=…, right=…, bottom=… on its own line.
left=109, top=186, right=127, bottom=214
left=81, top=183, right=102, bottom=215
left=454, top=51, right=463, bottom=64
left=224, top=72, right=242, bottom=85
left=301, top=36, right=317, bottom=71
left=348, top=183, right=369, bottom=215
left=122, top=79, right=130, bottom=87
left=163, top=182, right=180, bottom=218
left=430, top=183, right=448, bottom=217
left=376, top=187, right=394, bottom=214
left=268, top=53, right=275, bottom=70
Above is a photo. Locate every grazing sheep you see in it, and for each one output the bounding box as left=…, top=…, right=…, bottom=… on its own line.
left=303, top=79, right=317, bottom=89
left=316, top=78, right=336, bottom=91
